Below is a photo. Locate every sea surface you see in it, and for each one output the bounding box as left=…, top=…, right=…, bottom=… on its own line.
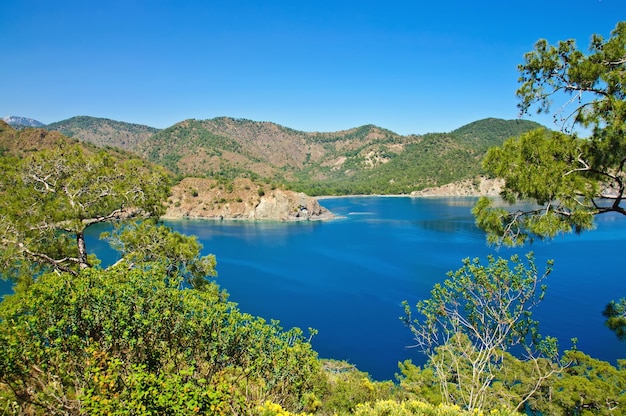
left=8, top=196, right=626, bottom=381
left=166, top=196, right=626, bottom=380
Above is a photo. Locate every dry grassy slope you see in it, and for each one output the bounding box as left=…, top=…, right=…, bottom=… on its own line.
left=0, top=121, right=79, bottom=155
left=164, top=177, right=332, bottom=220
left=141, top=117, right=416, bottom=180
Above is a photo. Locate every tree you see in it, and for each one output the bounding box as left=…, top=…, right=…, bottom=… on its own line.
left=0, top=262, right=323, bottom=414
left=602, top=299, right=626, bottom=341
left=528, top=350, right=626, bottom=415
left=104, top=219, right=217, bottom=289
left=0, top=142, right=171, bottom=281
left=402, top=253, right=559, bottom=412
left=474, top=21, right=626, bottom=246
left=471, top=21, right=626, bottom=340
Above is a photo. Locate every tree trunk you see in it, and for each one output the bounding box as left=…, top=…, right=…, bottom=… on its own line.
left=77, top=231, right=90, bottom=269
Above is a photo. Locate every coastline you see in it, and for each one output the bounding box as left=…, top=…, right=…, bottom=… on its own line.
left=315, top=177, right=504, bottom=200
left=161, top=177, right=504, bottom=221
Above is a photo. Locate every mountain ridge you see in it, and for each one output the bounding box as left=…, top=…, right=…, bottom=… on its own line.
left=3, top=115, right=46, bottom=128
left=38, top=115, right=544, bottom=195
left=46, top=116, right=160, bottom=150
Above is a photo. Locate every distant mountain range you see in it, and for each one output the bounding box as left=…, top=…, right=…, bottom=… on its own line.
left=3, top=115, right=45, bottom=128
left=5, top=114, right=545, bottom=195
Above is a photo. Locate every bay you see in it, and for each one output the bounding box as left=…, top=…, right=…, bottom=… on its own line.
left=7, top=196, right=626, bottom=381
left=165, top=196, right=626, bottom=381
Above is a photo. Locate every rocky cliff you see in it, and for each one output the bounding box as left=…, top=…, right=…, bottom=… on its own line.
left=164, top=177, right=333, bottom=221
left=410, top=176, right=504, bottom=197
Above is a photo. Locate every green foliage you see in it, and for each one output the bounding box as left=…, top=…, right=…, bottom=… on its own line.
left=473, top=129, right=597, bottom=246
left=353, top=400, right=521, bottom=416
left=474, top=20, right=626, bottom=341
left=397, top=361, right=442, bottom=406
left=528, top=350, right=626, bottom=415
left=452, top=118, right=544, bottom=151
left=0, top=143, right=171, bottom=278
left=603, top=298, right=626, bottom=341
left=104, top=219, right=217, bottom=290
left=316, top=360, right=397, bottom=414
left=399, top=349, right=626, bottom=415
left=476, top=21, right=626, bottom=246
left=0, top=263, right=323, bottom=414
left=403, top=253, right=558, bottom=412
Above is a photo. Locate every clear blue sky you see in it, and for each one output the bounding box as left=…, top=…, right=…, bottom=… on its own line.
left=1, top=0, right=624, bottom=135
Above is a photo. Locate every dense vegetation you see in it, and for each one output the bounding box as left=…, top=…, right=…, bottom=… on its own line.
left=2, top=121, right=626, bottom=414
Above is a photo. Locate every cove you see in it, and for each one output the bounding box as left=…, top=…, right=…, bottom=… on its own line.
left=10, top=196, right=624, bottom=381
left=160, top=196, right=626, bottom=381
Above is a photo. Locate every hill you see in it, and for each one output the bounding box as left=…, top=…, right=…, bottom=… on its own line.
left=0, top=120, right=151, bottom=165
left=0, top=120, right=77, bottom=156
left=137, top=117, right=543, bottom=194
left=165, top=177, right=333, bottom=221
left=46, top=116, right=159, bottom=150
left=38, top=115, right=543, bottom=195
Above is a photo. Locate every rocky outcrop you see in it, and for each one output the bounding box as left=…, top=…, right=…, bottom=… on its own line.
left=410, top=176, right=504, bottom=197
left=164, top=177, right=333, bottom=221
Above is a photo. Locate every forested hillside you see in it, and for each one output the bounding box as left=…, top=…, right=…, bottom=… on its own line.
left=46, top=115, right=160, bottom=150
left=43, top=116, right=543, bottom=195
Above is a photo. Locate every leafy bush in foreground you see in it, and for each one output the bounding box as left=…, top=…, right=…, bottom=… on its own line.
left=0, top=263, right=323, bottom=415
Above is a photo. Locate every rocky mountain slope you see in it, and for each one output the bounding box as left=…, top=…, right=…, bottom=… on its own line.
left=410, top=176, right=504, bottom=197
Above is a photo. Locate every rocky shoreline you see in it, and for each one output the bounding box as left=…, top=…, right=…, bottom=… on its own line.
left=163, top=176, right=503, bottom=221
left=163, top=177, right=333, bottom=221
left=409, top=176, right=503, bottom=197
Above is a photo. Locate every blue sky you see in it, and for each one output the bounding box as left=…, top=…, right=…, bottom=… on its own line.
left=1, top=1, right=624, bottom=135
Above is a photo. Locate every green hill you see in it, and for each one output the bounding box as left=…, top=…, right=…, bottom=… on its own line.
left=41, top=115, right=543, bottom=195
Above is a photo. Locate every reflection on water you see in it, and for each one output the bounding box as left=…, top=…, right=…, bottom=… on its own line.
left=412, top=217, right=483, bottom=237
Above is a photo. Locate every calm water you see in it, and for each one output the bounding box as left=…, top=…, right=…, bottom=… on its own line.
left=7, top=196, right=626, bottom=381
left=167, top=196, right=626, bottom=380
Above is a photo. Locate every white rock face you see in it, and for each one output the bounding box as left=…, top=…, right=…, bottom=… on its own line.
left=410, top=176, right=504, bottom=197
left=3, top=116, right=45, bottom=128
left=253, top=191, right=329, bottom=220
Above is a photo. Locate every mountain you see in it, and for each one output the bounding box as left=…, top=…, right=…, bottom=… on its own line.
left=0, top=120, right=74, bottom=156
left=46, top=116, right=159, bottom=150
left=137, top=117, right=413, bottom=180
left=136, top=117, right=542, bottom=195
left=452, top=117, right=542, bottom=150
left=3, top=116, right=45, bottom=128
left=37, top=115, right=543, bottom=195
left=0, top=120, right=144, bottom=164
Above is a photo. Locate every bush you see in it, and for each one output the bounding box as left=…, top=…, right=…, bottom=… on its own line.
left=0, top=263, right=323, bottom=414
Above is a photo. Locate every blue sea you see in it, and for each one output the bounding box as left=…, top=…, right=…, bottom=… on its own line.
left=8, top=196, right=626, bottom=381
left=167, top=196, right=626, bottom=380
